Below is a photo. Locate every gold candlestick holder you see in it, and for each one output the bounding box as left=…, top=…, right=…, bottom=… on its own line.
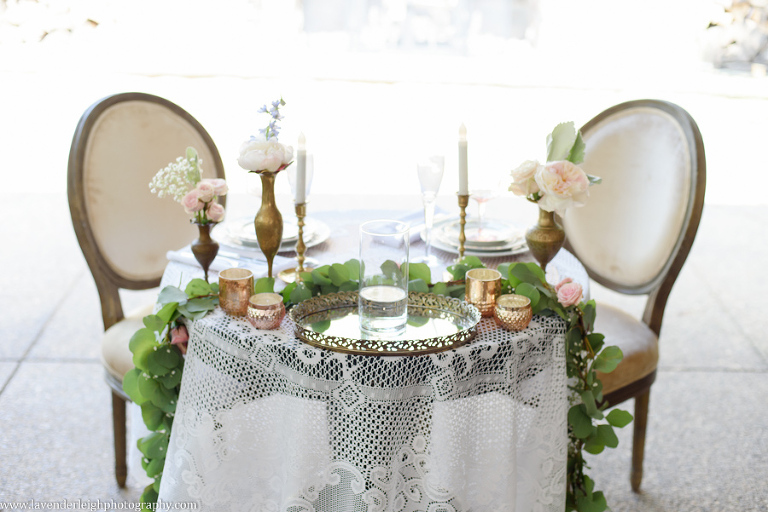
left=457, top=193, right=469, bottom=259
left=278, top=202, right=314, bottom=284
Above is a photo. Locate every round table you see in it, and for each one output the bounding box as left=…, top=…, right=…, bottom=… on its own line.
left=157, top=209, right=586, bottom=512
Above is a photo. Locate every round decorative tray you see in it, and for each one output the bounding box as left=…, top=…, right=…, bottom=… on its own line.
left=290, top=291, right=481, bottom=356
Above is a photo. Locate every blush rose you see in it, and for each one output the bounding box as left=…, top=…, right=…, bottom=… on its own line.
left=555, top=278, right=583, bottom=307
left=535, top=160, right=590, bottom=213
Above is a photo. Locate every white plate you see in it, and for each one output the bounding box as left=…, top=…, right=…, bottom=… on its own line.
left=425, top=218, right=528, bottom=257
left=213, top=217, right=331, bottom=254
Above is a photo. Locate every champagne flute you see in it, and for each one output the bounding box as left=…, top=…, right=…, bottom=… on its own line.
left=413, top=155, right=445, bottom=266
left=467, top=177, right=506, bottom=242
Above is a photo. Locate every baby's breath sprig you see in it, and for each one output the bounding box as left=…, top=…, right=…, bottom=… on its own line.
left=258, top=98, right=286, bottom=140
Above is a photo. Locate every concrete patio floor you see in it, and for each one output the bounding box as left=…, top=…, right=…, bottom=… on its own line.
left=2, top=1, right=768, bottom=509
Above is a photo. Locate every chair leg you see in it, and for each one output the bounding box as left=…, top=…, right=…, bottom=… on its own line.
left=631, top=390, right=650, bottom=492
left=111, top=391, right=128, bottom=488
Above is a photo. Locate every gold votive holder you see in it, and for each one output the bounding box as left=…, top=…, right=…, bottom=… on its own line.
left=247, top=293, right=286, bottom=330
left=494, top=294, right=533, bottom=331
left=465, top=268, right=502, bottom=317
left=218, top=268, right=254, bottom=316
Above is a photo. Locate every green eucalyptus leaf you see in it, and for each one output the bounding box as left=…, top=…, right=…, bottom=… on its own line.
left=344, top=259, right=360, bottom=280
left=496, top=263, right=510, bottom=280
left=567, top=131, right=586, bottom=164
left=581, top=390, right=604, bottom=420
left=447, top=284, right=466, bottom=298
left=431, top=282, right=448, bottom=296
left=568, top=404, right=593, bottom=439
left=407, top=262, right=432, bottom=284
left=583, top=434, right=605, bottom=455
left=606, top=409, right=633, bottom=428
left=185, top=278, right=212, bottom=297
left=146, top=351, right=171, bottom=377
left=280, top=282, right=297, bottom=303
left=152, top=475, right=162, bottom=494
left=597, top=424, right=619, bottom=448
left=122, top=368, right=146, bottom=404
left=137, top=373, right=160, bottom=403
left=254, top=277, right=275, bottom=293
left=141, top=403, right=164, bottom=431
left=320, top=283, right=339, bottom=295
left=290, top=282, right=313, bottom=304
left=576, top=491, right=607, bottom=512
left=582, top=300, right=596, bottom=332
left=130, top=328, right=157, bottom=353
left=338, top=280, right=358, bottom=292
left=546, top=122, right=578, bottom=162
left=407, top=315, right=429, bottom=327
left=138, top=432, right=168, bottom=460
left=514, top=283, right=540, bottom=308
left=154, top=345, right=181, bottom=369
left=210, top=282, right=219, bottom=293
left=142, top=314, right=166, bottom=332
left=299, top=272, right=314, bottom=287
left=133, top=340, right=159, bottom=372
left=155, top=302, right=179, bottom=324
left=311, top=269, right=332, bottom=286
left=155, top=385, right=177, bottom=413
left=158, top=368, right=183, bottom=389
left=176, top=305, right=208, bottom=321
left=185, top=297, right=216, bottom=313
left=509, top=263, right=544, bottom=287
left=329, top=263, right=350, bottom=286
left=145, top=457, right=165, bottom=479
left=140, top=484, right=158, bottom=510
left=593, top=346, right=623, bottom=373
left=408, top=279, right=429, bottom=293
left=587, top=332, right=605, bottom=354
left=158, top=286, right=188, bottom=306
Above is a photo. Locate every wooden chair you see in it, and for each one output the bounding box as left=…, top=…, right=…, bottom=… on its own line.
left=563, top=99, right=706, bottom=491
left=67, top=92, right=225, bottom=487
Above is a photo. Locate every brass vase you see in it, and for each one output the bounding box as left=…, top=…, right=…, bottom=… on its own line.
left=525, top=208, right=565, bottom=274
left=254, top=171, right=283, bottom=277
left=191, top=222, right=219, bottom=282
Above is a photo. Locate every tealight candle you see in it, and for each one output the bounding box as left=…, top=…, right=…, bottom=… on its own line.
left=247, top=293, right=286, bottom=330
left=494, top=294, right=533, bottom=331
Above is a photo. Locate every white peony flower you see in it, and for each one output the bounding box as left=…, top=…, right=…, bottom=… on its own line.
left=535, top=160, right=590, bottom=213
left=237, top=136, right=293, bottom=173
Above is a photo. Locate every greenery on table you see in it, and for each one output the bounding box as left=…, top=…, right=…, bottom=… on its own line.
left=122, top=278, right=219, bottom=508
left=126, top=258, right=631, bottom=512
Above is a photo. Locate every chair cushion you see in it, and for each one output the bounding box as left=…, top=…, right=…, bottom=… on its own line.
left=594, top=302, right=659, bottom=395
left=101, top=303, right=156, bottom=382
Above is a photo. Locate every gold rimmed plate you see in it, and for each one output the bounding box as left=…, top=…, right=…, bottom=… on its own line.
left=290, top=291, right=481, bottom=356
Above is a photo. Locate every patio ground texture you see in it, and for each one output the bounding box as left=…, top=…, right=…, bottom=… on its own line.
left=1, top=1, right=767, bottom=510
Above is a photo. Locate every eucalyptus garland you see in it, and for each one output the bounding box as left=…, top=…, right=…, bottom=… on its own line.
left=125, top=258, right=631, bottom=512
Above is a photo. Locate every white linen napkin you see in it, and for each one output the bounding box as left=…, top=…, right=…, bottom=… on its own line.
left=166, top=247, right=294, bottom=279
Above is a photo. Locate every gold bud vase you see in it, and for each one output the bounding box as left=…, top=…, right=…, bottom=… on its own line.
left=191, top=222, right=219, bottom=283
left=254, top=171, right=283, bottom=278
left=525, top=208, right=565, bottom=274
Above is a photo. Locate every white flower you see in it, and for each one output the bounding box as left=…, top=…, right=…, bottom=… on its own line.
left=509, top=160, right=542, bottom=197
left=237, top=136, right=293, bottom=173
left=535, top=161, right=590, bottom=213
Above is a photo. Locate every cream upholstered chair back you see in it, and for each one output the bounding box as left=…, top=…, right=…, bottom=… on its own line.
left=68, top=92, right=225, bottom=329
left=563, top=100, right=705, bottom=298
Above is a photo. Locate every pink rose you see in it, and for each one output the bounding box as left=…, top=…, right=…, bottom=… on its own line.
left=196, top=181, right=215, bottom=202
left=556, top=278, right=583, bottom=307
left=206, top=201, right=225, bottom=223
left=170, top=325, right=189, bottom=355
left=182, top=190, right=203, bottom=214
left=535, top=160, right=590, bottom=213
left=204, top=178, right=228, bottom=196
left=509, top=160, right=542, bottom=197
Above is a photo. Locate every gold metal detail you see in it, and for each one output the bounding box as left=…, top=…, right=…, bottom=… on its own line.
left=254, top=171, right=283, bottom=277
left=525, top=208, right=565, bottom=274
left=290, top=291, right=481, bottom=356
left=457, top=193, right=469, bottom=259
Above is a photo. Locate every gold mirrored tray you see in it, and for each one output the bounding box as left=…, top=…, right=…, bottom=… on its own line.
left=290, top=291, right=481, bottom=356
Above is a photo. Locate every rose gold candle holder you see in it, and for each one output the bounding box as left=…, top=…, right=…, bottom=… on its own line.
left=247, top=293, right=286, bottom=330
left=218, top=268, right=254, bottom=316
left=465, top=268, right=502, bottom=317
left=494, top=294, right=533, bottom=331
left=457, top=193, right=469, bottom=259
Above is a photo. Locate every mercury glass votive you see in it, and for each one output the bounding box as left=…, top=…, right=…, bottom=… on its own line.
left=465, top=268, right=502, bottom=317
left=218, top=268, right=254, bottom=316
left=247, top=293, right=286, bottom=330
left=494, top=294, right=533, bottom=331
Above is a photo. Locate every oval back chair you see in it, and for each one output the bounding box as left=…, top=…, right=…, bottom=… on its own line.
left=68, top=92, right=225, bottom=486
left=563, top=99, right=706, bottom=491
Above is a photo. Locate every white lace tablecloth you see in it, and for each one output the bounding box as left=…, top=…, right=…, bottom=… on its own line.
left=157, top=209, right=587, bottom=512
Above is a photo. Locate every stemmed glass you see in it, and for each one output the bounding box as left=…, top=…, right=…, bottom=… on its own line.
left=286, top=155, right=319, bottom=270
left=467, top=177, right=506, bottom=241
left=413, top=155, right=445, bottom=266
